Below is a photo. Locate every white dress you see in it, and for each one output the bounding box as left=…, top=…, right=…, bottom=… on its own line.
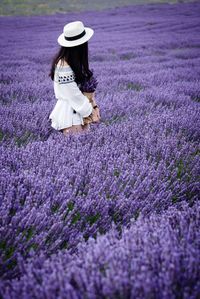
left=49, top=65, right=93, bottom=130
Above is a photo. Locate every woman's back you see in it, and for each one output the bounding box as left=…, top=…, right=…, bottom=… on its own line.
left=56, top=59, right=69, bottom=68
left=48, top=21, right=99, bottom=134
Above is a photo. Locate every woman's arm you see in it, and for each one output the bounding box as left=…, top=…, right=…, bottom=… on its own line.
left=82, top=91, right=100, bottom=124
left=54, top=68, right=93, bottom=118
left=82, top=91, right=97, bottom=107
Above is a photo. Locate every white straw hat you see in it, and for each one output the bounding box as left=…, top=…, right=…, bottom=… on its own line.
left=57, top=21, right=94, bottom=47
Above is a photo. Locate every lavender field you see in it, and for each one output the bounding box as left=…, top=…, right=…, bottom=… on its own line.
left=0, top=1, right=200, bottom=298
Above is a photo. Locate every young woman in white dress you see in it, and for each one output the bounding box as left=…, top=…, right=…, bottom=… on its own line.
left=48, top=21, right=100, bottom=136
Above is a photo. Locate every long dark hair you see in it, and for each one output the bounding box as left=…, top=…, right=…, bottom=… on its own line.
left=49, top=41, right=93, bottom=84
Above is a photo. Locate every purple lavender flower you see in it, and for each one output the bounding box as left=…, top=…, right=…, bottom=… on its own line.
left=79, top=74, right=99, bottom=93
left=0, top=1, right=200, bottom=298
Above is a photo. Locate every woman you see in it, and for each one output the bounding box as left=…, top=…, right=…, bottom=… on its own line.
left=48, top=21, right=100, bottom=136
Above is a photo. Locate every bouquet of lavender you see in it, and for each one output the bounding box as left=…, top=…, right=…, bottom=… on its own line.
left=78, top=72, right=100, bottom=124
left=78, top=74, right=98, bottom=93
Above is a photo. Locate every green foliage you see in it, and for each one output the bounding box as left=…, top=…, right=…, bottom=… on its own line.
left=83, top=233, right=90, bottom=241
left=106, top=192, right=111, bottom=199
left=191, top=95, right=200, bottom=102
left=71, top=212, right=81, bottom=225
left=172, top=195, right=178, bottom=203
left=25, top=243, right=39, bottom=253
left=51, top=203, right=60, bottom=214
left=59, top=240, right=68, bottom=250
left=0, top=1, right=187, bottom=17
left=62, top=201, right=75, bottom=221
left=126, top=82, right=143, bottom=91
left=9, top=207, right=16, bottom=216
left=133, top=210, right=140, bottom=220
left=19, top=198, right=25, bottom=206
left=118, top=81, right=143, bottom=91
left=67, top=201, right=75, bottom=211
left=99, top=262, right=109, bottom=276
left=22, top=226, right=35, bottom=241
left=112, top=211, right=123, bottom=224
left=7, top=258, right=17, bottom=270
left=0, top=129, right=4, bottom=141
left=113, top=168, right=120, bottom=177
left=85, top=212, right=101, bottom=226
left=176, top=159, right=184, bottom=179
left=0, top=240, right=7, bottom=251
left=104, top=114, right=127, bottom=125
left=98, top=227, right=106, bottom=235
left=45, top=235, right=52, bottom=246
left=119, top=53, right=136, bottom=60
left=14, top=131, right=34, bottom=147
left=3, top=246, right=15, bottom=261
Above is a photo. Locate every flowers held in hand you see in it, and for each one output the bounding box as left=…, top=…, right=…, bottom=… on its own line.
left=79, top=74, right=98, bottom=93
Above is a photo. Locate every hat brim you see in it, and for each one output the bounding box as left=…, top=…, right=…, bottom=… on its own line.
left=57, top=27, right=94, bottom=47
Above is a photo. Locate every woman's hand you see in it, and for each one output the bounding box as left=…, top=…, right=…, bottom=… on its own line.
left=83, top=91, right=96, bottom=104
left=82, top=106, right=100, bottom=125
left=82, top=91, right=100, bottom=124
left=91, top=106, right=100, bottom=123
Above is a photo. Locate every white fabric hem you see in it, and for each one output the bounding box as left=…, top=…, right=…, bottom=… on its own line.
left=50, top=117, right=84, bottom=131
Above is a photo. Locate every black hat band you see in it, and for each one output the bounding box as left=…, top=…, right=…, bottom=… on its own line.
left=64, top=29, right=86, bottom=41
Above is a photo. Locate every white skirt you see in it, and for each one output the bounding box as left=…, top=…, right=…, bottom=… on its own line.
left=49, top=99, right=84, bottom=130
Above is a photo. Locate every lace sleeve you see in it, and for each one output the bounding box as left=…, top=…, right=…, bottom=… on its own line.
left=54, top=67, right=93, bottom=118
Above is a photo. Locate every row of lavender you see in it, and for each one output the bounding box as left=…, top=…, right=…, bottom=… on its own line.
left=1, top=203, right=199, bottom=298
left=0, top=1, right=200, bottom=298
